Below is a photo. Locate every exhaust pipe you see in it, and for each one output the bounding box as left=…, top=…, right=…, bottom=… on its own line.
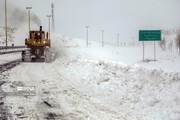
left=40, top=26, right=42, bottom=31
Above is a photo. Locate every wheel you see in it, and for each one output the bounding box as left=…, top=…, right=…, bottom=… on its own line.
left=22, top=50, right=31, bottom=62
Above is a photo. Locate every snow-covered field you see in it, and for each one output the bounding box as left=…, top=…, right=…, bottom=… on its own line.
left=0, top=33, right=180, bottom=120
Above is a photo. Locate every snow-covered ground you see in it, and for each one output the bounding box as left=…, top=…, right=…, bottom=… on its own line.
left=55, top=55, right=179, bottom=120
left=0, top=53, right=21, bottom=64
left=0, top=33, right=179, bottom=120
left=2, top=63, right=126, bottom=120
left=52, top=34, right=180, bottom=72
left=52, top=34, right=180, bottom=119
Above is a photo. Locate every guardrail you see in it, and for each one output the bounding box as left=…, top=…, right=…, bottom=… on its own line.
left=0, top=46, right=27, bottom=55
left=0, top=50, right=23, bottom=55
left=0, top=46, right=26, bottom=50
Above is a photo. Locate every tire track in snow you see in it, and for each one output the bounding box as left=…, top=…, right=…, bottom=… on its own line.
left=1, top=60, right=146, bottom=120
left=0, top=59, right=22, bottom=120
left=39, top=63, right=126, bottom=120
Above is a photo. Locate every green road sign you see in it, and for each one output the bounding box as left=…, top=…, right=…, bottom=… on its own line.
left=139, top=30, right=161, bottom=41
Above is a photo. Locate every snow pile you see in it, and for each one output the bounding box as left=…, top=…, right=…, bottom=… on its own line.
left=50, top=34, right=180, bottom=119
left=54, top=55, right=180, bottom=120
left=52, top=46, right=180, bottom=72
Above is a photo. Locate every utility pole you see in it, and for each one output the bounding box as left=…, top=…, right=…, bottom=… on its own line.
left=101, top=30, right=104, bottom=47
left=117, top=34, right=120, bottom=47
left=5, top=0, right=7, bottom=49
left=85, top=26, right=89, bottom=47
left=51, top=3, right=55, bottom=33
left=26, top=7, right=32, bottom=34
left=47, top=15, right=51, bottom=40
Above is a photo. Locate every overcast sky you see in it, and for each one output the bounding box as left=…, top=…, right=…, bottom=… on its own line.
left=1, top=0, right=180, bottom=44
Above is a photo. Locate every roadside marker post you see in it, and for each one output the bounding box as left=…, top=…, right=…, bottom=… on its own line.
left=101, top=30, right=104, bottom=47
left=85, top=26, right=89, bottom=48
left=117, top=34, right=120, bottom=47
left=139, top=30, right=161, bottom=61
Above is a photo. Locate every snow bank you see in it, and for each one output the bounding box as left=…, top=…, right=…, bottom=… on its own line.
left=50, top=33, right=180, bottom=119
left=54, top=55, right=180, bottom=120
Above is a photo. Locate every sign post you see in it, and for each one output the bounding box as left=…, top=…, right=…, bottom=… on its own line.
left=139, top=30, right=161, bottom=61
left=143, top=41, right=144, bottom=61
left=154, top=41, right=156, bottom=61
left=117, top=34, right=120, bottom=47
